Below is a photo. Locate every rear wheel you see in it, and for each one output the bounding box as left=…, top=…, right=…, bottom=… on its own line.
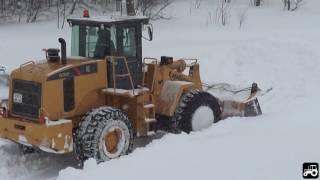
left=173, top=90, right=221, bottom=133
left=74, top=107, right=133, bottom=163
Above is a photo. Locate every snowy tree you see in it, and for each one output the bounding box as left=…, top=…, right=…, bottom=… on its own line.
left=0, top=0, right=173, bottom=23
left=283, top=0, right=303, bottom=11
left=126, top=0, right=135, bottom=16
left=136, top=0, right=172, bottom=20
left=216, top=0, right=231, bottom=26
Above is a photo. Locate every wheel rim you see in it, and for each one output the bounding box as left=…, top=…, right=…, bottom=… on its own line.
left=102, top=125, right=126, bottom=159
left=105, top=128, right=122, bottom=154
left=191, top=106, right=214, bottom=131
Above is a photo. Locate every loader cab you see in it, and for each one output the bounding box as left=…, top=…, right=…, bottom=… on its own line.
left=67, top=16, right=152, bottom=89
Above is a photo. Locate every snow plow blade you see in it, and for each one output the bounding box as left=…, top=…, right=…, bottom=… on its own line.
left=207, top=83, right=263, bottom=119
left=0, top=116, right=73, bottom=154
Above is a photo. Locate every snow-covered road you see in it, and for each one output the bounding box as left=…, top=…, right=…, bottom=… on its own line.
left=1, top=0, right=320, bottom=179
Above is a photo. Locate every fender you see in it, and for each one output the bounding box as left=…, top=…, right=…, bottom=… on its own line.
left=156, top=80, right=199, bottom=117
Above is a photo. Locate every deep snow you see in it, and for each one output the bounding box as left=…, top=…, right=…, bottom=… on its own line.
left=1, top=0, right=320, bottom=179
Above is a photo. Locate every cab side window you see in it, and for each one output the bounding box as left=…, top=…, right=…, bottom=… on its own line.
left=122, top=27, right=136, bottom=57
left=71, top=25, right=117, bottom=59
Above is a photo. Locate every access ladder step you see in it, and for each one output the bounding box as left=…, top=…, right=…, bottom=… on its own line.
left=116, top=74, right=130, bottom=78
left=144, top=104, right=155, bottom=109
left=145, top=118, right=156, bottom=123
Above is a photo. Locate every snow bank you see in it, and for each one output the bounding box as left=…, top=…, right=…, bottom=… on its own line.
left=0, top=0, right=320, bottom=179
left=0, top=21, right=69, bottom=72
left=0, top=142, right=77, bottom=180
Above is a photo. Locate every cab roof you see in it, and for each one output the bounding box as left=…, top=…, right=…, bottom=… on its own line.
left=67, top=16, right=149, bottom=26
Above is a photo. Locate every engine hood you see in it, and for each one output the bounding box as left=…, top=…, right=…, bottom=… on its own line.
left=11, top=57, right=93, bottom=82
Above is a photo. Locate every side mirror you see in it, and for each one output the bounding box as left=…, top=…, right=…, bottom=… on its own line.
left=143, top=24, right=153, bottom=41
left=148, top=26, right=153, bottom=41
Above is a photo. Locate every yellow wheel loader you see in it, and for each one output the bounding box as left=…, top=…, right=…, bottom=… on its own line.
left=0, top=15, right=262, bottom=162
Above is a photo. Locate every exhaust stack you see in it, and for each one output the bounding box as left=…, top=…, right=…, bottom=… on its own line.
left=58, top=38, right=67, bottom=65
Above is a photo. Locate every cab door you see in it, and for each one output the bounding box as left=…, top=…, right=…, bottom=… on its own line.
left=116, top=24, right=142, bottom=89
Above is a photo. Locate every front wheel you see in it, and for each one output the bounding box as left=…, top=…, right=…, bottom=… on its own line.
left=173, top=90, right=221, bottom=133
left=74, top=107, right=133, bottom=163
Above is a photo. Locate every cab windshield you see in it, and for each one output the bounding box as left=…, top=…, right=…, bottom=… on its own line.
left=71, top=25, right=117, bottom=59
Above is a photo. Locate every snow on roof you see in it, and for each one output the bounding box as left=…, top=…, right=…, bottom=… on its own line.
left=67, top=15, right=149, bottom=25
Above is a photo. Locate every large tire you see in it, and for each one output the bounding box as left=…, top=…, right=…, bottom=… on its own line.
left=74, top=106, right=133, bottom=163
left=173, top=90, right=221, bottom=133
